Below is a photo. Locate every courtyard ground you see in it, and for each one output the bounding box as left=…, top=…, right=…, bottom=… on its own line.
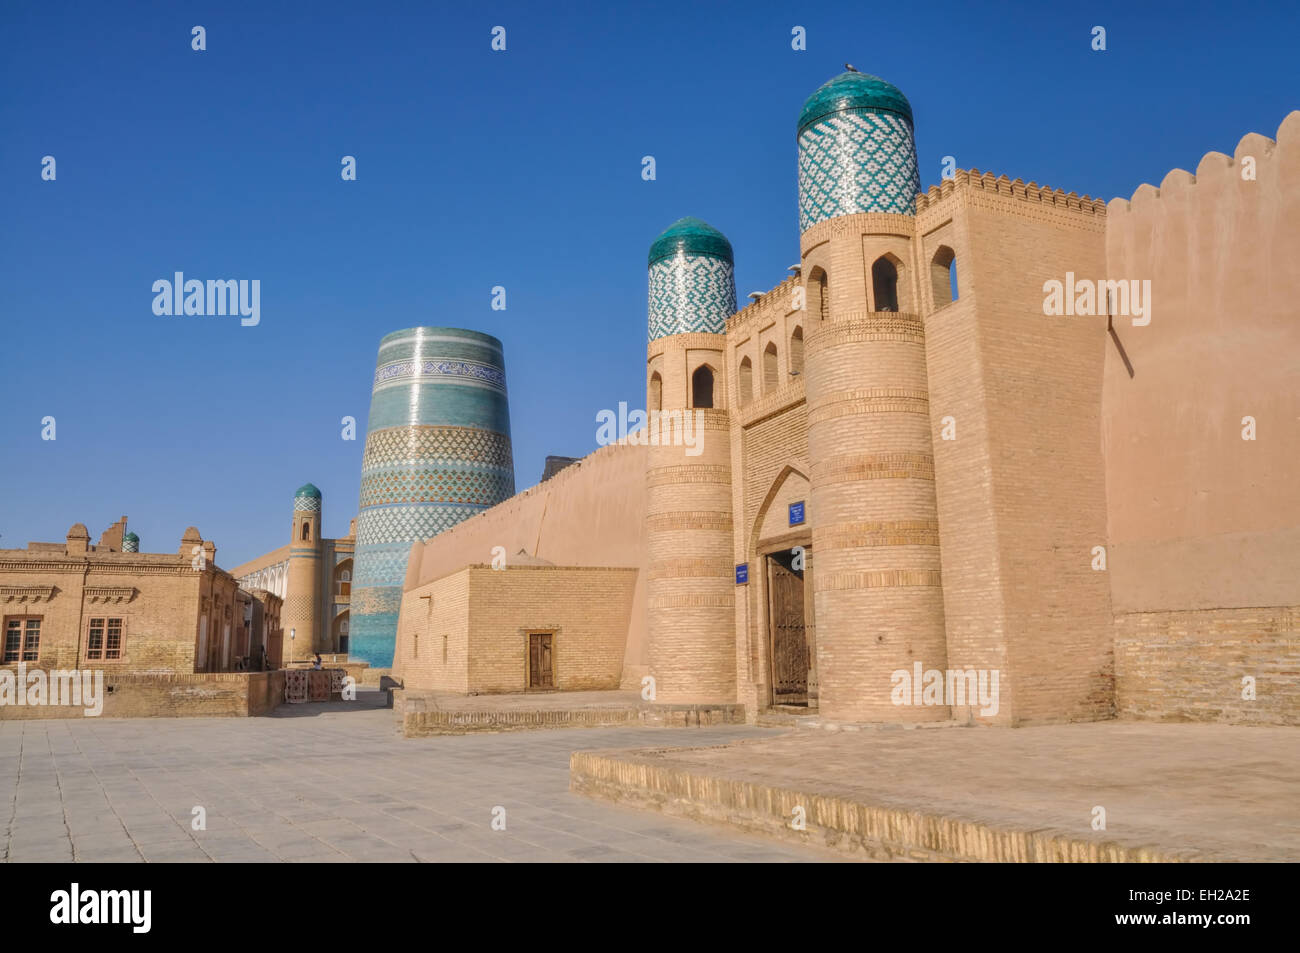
left=0, top=690, right=841, bottom=863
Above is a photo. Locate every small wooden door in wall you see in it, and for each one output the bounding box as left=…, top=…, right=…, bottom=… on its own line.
left=529, top=632, right=554, bottom=689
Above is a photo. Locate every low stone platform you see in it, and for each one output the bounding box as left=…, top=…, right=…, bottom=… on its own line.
left=571, top=721, right=1300, bottom=862
left=395, top=689, right=744, bottom=737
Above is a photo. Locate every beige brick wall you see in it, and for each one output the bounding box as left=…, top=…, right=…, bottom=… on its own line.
left=467, top=566, right=637, bottom=693
left=918, top=175, right=1114, bottom=725
left=395, top=565, right=636, bottom=694
left=1116, top=606, right=1299, bottom=724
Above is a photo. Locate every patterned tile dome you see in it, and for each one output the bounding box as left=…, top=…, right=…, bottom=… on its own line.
left=648, top=217, right=734, bottom=267
left=647, top=218, right=737, bottom=341
left=798, top=71, right=914, bottom=134
left=797, top=71, right=921, bottom=230
left=122, top=531, right=139, bottom=553
left=293, top=483, right=322, bottom=512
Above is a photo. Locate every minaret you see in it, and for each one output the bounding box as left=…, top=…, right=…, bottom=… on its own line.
left=797, top=71, right=949, bottom=722
left=643, top=217, right=737, bottom=703
left=350, top=327, right=515, bottom=668
left=284, top=483, right=323, bottom=664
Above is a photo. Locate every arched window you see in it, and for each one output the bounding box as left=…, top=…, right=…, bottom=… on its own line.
left=301, top=523, right=311, bottom=542
left=931, top=246, right=958, bottom=308
left=691, top=365, right=714, bottom=409
left=335, top=563, right=352, bottom=597
left=763, top=342, right=779, bottom=394
left=789, top=327, right=804, bottom=376
left=649, top=371, right=662, bottom=412
left=807, top=267, right=829, bottom=321
left=872, top=256, right=900, bottom=312
left=738, top=356, right=753, bottom=408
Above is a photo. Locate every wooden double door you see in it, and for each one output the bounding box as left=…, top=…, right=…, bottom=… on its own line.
left=767, top=548, right=817, bottom=707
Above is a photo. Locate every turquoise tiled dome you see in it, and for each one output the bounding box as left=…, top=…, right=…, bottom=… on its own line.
left=122, top=532, right=139, bottom=553
left=646, top=218, right=737, bottom=341
left=797, top=71, right=921, bottom=230
left=294, top=483, right=322, bottom=500
left=647, top=217, right=734, bottom=267
left=798, top=71, right=913, bottom=134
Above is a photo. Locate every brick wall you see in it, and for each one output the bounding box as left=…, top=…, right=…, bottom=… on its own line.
left=1116, top=606, right=1299, bottom=725
left=0, top=670, right=285, bottom=719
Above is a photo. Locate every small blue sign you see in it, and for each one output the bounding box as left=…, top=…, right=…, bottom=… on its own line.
left=789, top=501, right=805, bottom=525
left=735, top=563, right=749, bottom=585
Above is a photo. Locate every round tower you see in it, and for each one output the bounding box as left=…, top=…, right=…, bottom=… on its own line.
left=797, top=72, right=948, bottom=722
left=644, top=217, right=737, bottom=703
left=122, top=532, right=139, bottom=553
left=350, top=327, right=515, bottom=668
left=284, top=483, right=323, bottom=664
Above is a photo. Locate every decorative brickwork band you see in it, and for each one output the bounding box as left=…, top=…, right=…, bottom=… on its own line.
left=815, top=569, right=943, bottom=591
left=812, top=452, right=935, bottom=485
left=645, top=511, right=733, bottom=532
left=646, top=465, right=731, bottom=488
left=647, top=592, right=736, bottom=610
left=807, top=388, right=930, bottom=425
left=648, top=557, right=736, bottom=580
left=805, top=313, right=925, bottom=351
left=814, top=519, right=941, bottom=550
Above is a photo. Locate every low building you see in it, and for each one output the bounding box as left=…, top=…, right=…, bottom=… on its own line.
left=0, top=518, right=284, bottom=719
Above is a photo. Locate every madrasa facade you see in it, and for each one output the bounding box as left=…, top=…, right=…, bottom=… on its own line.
left=388, top=70, right=1299, bottom=728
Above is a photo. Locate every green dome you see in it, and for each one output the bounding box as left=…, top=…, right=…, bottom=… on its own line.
left=647, top=217, right=734, bottom=267
left=123, top=532, right=139, bottom=542
left=798, top=71, right=913, bottom=134
left=293, top=483, right=322, bottom=500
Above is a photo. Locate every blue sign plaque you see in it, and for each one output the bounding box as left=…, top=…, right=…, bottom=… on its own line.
left=735, top=563, right=749, bottom=585
left=789, top=501, right=806, bottom=525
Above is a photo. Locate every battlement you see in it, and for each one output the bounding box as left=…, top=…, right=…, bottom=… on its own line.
left=915, top=169, right=1108, bottom=216
left=1108, top=111, right=1299, bottom=214
left=726, top=273, right=801, bottom=335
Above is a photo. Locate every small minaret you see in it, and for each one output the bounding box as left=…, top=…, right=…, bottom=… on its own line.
left=643, top=217, right=737, bottom=703
left=283, top=483, right=323, bottom=662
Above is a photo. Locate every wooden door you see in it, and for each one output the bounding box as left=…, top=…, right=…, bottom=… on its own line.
left=528, top=632, right=554, bottom=689
left=768, top=557, right=808, bottom=704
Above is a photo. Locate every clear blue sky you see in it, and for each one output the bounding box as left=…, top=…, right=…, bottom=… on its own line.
left=1, top=0, right=1296, bottom=567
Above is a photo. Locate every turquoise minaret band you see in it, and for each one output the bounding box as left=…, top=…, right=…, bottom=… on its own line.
left=797, top=71, right=921, bottom=230
left=350, top=327, right=515, bottom=667
left=647, top=217, right=736, bottom=341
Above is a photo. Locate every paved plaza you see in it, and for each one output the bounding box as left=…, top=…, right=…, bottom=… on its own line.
left=0, top=691, right=840, bottom=863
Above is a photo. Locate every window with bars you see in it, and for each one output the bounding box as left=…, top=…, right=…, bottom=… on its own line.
left=3, top=617, right=41, bottom=663
left=86, top=618, right=124, bottom=661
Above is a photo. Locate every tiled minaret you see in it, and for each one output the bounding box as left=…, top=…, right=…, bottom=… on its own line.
left=350, top=327, right=515, bottom=667
left=797, top=72, right=949, bottom=721
left=644, top=218, right=737, bottom=702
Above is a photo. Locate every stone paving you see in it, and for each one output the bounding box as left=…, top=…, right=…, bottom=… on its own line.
left=575, top=721, right=1300, bottom=861
left=0, top=690, right=842, bottom=863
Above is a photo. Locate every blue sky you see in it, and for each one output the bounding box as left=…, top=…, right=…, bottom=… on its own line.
left=1, top=0, right=1296, bottom=567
